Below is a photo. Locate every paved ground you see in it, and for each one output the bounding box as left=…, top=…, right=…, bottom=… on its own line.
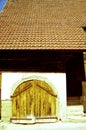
left=0, top=121, right=86, bottom=130
left=0, top=105, right=86, bottom=130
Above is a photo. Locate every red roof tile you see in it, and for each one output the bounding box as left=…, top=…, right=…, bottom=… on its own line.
left=0, top=0, right=86, bottom=50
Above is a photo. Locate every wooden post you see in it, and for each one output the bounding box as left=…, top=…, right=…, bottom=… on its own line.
left=0, top=73, right=1, bottom=120
left=82, top=53, right=86, bottom=113
left=82, top=82, right=86, bottom=113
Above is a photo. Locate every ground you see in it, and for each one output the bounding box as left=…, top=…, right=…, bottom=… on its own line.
left=0, top=105, right=86, bottom=130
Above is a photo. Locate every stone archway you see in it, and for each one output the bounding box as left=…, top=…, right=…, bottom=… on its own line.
left=11, top=79, right=57, bottom=118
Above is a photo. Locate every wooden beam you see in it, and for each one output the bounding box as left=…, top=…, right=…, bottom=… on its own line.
left=0, top=73, right=1, bottom=120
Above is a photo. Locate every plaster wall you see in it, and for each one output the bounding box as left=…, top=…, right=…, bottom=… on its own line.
left=1, top=72, right=67, bottom=122
left=1, top=100, right=12, bottom=122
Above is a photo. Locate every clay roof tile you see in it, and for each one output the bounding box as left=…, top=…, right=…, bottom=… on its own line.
left=0, top=0, right=86, bottom=50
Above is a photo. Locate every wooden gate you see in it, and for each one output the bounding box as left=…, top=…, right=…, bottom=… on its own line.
left=11, top=80, right=57, bottom=118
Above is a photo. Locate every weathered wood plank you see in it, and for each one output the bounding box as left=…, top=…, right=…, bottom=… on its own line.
left=11, top=80, right=57, bottom=118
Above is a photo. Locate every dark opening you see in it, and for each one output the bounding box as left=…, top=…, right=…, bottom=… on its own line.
left=82, top=26, right=86, bottom=32
left=66, top=52, right=85, bottom=97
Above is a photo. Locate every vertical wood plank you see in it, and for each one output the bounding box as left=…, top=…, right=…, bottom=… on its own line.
left=26, top=88, right=31, bottom=116
left=12, top=97, right=16, bottom=117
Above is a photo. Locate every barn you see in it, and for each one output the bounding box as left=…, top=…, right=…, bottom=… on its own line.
left=0, top=0, right=86, bottom=123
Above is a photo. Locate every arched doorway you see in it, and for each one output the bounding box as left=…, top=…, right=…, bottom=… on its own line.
left=11, top=79, right=57, bottom=118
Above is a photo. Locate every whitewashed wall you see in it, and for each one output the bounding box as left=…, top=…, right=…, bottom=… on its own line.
left=1, top=72, right=67, bottom=121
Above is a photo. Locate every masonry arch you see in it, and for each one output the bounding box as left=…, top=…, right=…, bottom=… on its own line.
left=11, top=77, right=59, bottom=118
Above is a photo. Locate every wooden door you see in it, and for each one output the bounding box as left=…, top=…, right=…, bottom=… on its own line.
left=11, top=80, right=57, bottom=118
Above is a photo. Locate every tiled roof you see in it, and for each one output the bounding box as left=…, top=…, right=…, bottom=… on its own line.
left=0, top=0, right=86, bottom=50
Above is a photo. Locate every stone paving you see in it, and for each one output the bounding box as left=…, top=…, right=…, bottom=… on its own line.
left=0, top=122, right=86, bottom=130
